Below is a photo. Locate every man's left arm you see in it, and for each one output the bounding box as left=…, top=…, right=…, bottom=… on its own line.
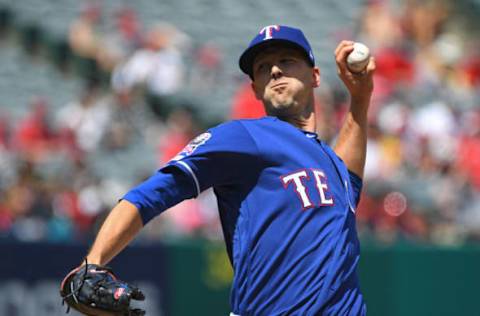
left=332, top=41, right=376, bottom=179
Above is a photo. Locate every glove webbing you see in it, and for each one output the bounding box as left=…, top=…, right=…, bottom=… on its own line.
left=62, top=258, right=89, bottom=314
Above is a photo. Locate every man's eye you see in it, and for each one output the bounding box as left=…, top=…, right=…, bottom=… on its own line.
left=256, top=64, right=268, bottom=73
left=280, top=58, right=295, bottom=64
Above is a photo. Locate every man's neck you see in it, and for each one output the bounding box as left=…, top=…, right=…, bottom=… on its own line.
left=271, top=100, right=316, bottom=132
left=277, top=111, right=316, bottom=132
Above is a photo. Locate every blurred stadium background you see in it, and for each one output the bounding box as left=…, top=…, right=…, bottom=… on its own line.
left=1, top=0, right=480, bottom=315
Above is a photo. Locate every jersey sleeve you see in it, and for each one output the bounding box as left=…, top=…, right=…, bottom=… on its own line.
left=122, top=165, right=197, bottom=224
left=122, top=120, right=260, bottom=225
left=167, top=120, right=260, bottom=196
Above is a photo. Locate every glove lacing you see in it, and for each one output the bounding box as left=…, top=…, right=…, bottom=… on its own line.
left=62, top=258, right=89, bottom=314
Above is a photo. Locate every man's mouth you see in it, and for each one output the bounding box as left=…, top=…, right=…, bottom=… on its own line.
left=271, top=82, right=288, bottom=90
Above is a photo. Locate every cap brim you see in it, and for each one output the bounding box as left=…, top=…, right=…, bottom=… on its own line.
left=239, top=39, right=313, bottom=78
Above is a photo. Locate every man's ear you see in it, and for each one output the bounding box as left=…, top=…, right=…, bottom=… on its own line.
left=251, top=81, right=263, bottom=100
left=312, top=67, right=320, bottom=88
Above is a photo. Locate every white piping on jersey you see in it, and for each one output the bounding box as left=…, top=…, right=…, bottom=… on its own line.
left=344, top=180, right=356, bottom=214
left=177, top=161, right=200, bottom=197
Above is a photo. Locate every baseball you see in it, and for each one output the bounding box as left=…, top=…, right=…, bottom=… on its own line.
left=346, top=42, right=370, bottom=73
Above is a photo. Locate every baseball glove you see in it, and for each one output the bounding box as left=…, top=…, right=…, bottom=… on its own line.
left=60, top=261, right=145, bottom=316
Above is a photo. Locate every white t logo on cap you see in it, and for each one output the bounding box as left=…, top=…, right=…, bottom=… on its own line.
left=260, top=25, right=280, bottom=40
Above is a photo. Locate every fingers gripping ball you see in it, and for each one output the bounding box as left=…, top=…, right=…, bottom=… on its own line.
left=60, top=263, right=146, bottom=316
left=346, top=42, right=370, bottom=73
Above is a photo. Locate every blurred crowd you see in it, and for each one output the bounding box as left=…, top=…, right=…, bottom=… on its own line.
left=0, top=0, right=479, bottom=245
left=350, top=0, right=480, bottom=245
left=0, top=3, right=223, bottom=243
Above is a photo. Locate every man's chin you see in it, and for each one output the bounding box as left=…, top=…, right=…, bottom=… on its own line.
left=273, top=99, right=292, bottom=107
left=266, top=102, right=298, bottom=117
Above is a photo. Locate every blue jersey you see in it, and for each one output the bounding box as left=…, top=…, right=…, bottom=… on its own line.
left=124, top=117, right=366, bottom=315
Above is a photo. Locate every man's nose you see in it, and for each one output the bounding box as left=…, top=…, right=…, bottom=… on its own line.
left=271, top=65, right=283, bottom=80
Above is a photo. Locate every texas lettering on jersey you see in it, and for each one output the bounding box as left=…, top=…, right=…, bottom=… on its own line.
left=281, top=168, right=334, bottom=210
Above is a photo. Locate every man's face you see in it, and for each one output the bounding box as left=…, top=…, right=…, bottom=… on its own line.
left=251, top=45, right=320, bottom=116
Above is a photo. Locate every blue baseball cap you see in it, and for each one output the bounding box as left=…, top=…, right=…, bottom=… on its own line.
left=239, top=25, right=315, bottom=78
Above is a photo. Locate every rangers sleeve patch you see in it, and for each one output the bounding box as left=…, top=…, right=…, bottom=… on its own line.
left=170, top=132, right=212, bottom=161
